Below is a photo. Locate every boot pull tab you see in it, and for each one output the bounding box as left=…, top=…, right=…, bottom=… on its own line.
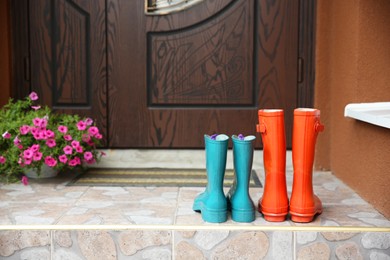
left=315, top=121, right=325, bottom=132
left=257, top=122, right=267, bottom=134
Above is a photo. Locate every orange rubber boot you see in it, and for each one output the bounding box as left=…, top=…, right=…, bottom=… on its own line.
left=257, top=109, right=289, bottom=222
left=290, top=108, right=324, bottom=223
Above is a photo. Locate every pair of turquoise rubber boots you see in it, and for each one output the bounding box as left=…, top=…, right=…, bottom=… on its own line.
left=193, top=134, right=256, bottom=223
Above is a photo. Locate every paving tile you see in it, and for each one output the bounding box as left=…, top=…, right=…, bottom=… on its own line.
left=52, top=230, right=172, bottom=260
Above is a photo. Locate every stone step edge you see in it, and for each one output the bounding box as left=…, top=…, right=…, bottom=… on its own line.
left=0, top=224, right=389, bottom=233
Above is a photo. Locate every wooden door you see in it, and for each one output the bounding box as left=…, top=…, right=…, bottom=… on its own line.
left=108, top=0, right=298, bottom=148
left=12, top=0, right=315, bottom=148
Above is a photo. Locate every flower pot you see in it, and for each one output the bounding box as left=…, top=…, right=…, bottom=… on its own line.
left=24, top=165, right=59, bottom=179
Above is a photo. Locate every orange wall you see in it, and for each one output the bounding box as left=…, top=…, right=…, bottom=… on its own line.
left=0, top=0, right=11, bottom=106
left=315, top=0, right=390, bottom=218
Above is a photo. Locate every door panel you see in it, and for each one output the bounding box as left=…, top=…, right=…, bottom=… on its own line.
left=29, top=0, right=108, bottom=145
left=108, top=0, right=298, bottom=148
left=148, top=1, right=253, bottom=106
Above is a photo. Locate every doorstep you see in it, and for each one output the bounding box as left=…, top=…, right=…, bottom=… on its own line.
left=0, top=150, right=389, bottom=259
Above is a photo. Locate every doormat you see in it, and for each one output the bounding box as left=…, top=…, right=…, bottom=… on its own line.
left=68, top=168, right=262, bottom=187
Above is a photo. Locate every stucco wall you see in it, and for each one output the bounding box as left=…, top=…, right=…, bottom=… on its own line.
left=0, top=0, right=11, bottom=106
left=315, top=0, right=390, bottom=218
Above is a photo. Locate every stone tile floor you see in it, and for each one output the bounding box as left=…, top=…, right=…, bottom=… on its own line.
left=0, top=150, right=389, bottom=259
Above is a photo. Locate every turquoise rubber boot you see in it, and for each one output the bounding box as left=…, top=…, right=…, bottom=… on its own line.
left=193, top=134, right=229, bottom=223
left=227, top=135, right=256, bottom=222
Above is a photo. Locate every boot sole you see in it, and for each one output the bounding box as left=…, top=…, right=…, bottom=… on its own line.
left=259, top=203, right=288, bottom=222
left=201, top=207, right=228, bottom=223
left=261, top=211, right=288, bottom=222
left=231, top=208, right=255, bottom=223
left=193, top=201, right=227, bottom=223
left=290, top=209, right=323, bottom=223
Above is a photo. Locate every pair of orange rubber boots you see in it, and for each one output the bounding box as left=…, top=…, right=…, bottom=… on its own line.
left=257, top=108, right=324, bottom=223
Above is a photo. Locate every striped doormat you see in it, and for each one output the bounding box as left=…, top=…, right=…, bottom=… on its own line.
left=68, top=168, right=262, bottom=187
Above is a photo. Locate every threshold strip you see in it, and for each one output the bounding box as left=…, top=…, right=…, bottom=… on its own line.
left=87, top=170, right=214, bottom=176
left=0, top=224, right=389, bottom=233
left=75, top=178, right=230, bottom=185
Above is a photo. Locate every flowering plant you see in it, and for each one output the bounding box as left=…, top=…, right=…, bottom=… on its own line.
left=0, top=92, right=104, bottom=184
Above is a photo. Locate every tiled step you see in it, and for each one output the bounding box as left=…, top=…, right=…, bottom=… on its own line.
left=0, top=150, right=389, bottom=259
left=0, top=225, right=389, bottom=259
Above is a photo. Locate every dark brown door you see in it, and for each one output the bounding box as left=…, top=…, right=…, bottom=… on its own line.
left=108, top=0, right=298, bottom=148
left=12, top=0, right=314, bottom=148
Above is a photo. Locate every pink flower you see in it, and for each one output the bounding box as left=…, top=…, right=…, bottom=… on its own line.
left=24, top=157, right=32, bottom=165
left=31, top=127, right=39, bottom=135
left=101, top=151, right=106, bottom=156
left=13, top=136, right=21, bottom=145
left=77, top=120, right=87, bottom=131
left=64, top=135, right=72, bottom=141
left=31, top=105, right=41, bottom=110
left=46, top=139, right=56, bottom=148
left=58, top=125, right=68, bottom=134
left=45, top=130, right=55, bottom=138
left=0, top=156, right=6, bottom=164
left=84, top=151, right=93, bottom=161
left=85, top=118, right=93, bottom=126
left=29, top=92, right=38, bottom=101
left=44, top=156, right=57, bottom=167
left=31, top=144, right=40, bottom=152
left=34, top=131, right=46, bottom=140
left=95, top=133, right=103, bottom=140
left=23, top=149, right=34, bottom=159
left=59, top=154, right=68, bottom=163
left=82, top=134, right=91, bottom=142
left=17, top=144, right=23, bottom=150
left=2, top=131, right=11, bottom=139
left=71, top=140, right=80, bottom=148
left=33, top=151, right=42, bottom=161
left=74, top=157, right=81, bottom=164
left=86, top=159, right=96, bottom=165
left=68, top=160, right=77, bottom=167
left=40, top=118, right=48, bottom=128
left=75, top=146, right=83, bottom=153
left=88, top=126, right=99, bottom=136
left=68, top=158, right=80, bottom=167
left=20, top=125, right=31, bottom=135
left=33, top=117, right=42, bottom=127
left=40, top=131, right=46, bottom=139
left=63, top=145, right=73, bottom=155
left=21, top=176, right=29, bottom=185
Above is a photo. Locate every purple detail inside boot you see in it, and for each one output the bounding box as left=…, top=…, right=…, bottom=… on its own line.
left=210, top=134, right=218, bottom=140
left=238, top=134, right=244, bottom=140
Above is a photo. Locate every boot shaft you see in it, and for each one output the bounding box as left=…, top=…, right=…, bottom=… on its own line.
left=232, top=135, right=256, bottom=179
left=257, top=109, right=286, bottom=174
left=292, top=108, right=324, bottom=175
left=231, top=135, right=256, bottom=195
left=204, top=134, right=229, bottom=190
